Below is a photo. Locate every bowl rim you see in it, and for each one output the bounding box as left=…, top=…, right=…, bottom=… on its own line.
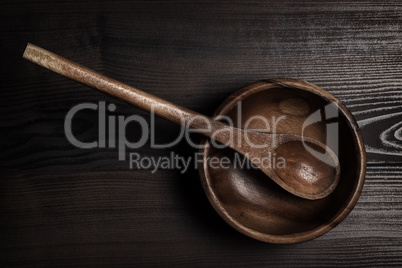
left=198, top=78, right=367, bottom=244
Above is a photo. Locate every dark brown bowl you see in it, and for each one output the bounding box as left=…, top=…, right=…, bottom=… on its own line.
left=198, top=78, right=366, bottom=244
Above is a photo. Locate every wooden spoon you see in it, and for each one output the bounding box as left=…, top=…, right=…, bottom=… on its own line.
left=22, top=43, right=340, bottom=200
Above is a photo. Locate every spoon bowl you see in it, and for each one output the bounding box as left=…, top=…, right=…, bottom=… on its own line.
left=227, top=130, right=340, bottom=200
left=273, top=139, right=339, bottom=199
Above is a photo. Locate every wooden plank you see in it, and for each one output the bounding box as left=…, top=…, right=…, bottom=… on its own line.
left=1, top=0, right=402, bottom=266
left=0, top=166, right=401, bottom=267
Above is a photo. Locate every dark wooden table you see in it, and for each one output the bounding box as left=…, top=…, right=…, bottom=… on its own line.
left=1, top=1, right=401, bottom=267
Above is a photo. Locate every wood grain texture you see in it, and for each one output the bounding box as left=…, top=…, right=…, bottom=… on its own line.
left=1, top=0, right=401, bottom=267
left=0, top=166, right=400, bottom=267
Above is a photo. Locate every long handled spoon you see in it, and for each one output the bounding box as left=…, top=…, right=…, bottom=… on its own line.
left=23, top=43, right=340, bottom=200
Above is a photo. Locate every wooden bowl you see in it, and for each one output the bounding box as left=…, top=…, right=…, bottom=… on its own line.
left=198, top=78, right=366, bottom=244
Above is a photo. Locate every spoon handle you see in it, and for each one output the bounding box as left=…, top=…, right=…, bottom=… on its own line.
left=23, top=43, right=228, bottom=141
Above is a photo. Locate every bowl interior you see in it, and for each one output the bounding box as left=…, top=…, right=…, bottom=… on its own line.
left=199, top=80, right=365, bottom=243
